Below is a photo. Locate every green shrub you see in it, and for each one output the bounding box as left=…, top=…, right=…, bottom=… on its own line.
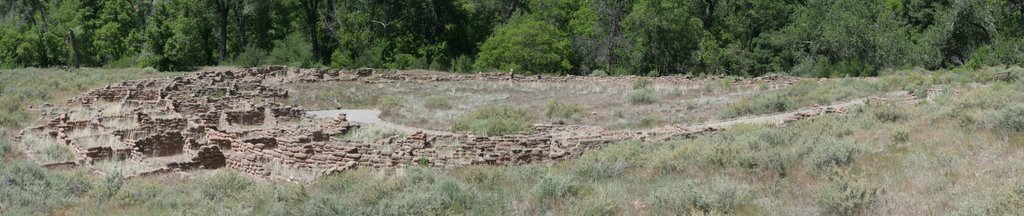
left=530, top=175, right=581, bottom=206
left=545, top=100, right=587, bottom=122
left=891, top=129, right=910, bottom=143
left=424, top=96, right=452, bottom=110
left=633, top=78, right=653, bottom=90
left=629, top=88, right=658, bottom=105
left=871, top=104, right=906, bottom=123
left=571, top=142, right=644, bottom=179
left=955, top=181, right=1024, bottom=215
left=388, top=53, right=428, bottom=70
left=96, top=172, right=125, bottom=202
left=998, top=104, right=1024, bottom=132
left=650, top=178, right=752, bottom=214
left=105, top=56, right=136, bottom=69
left=817, top=175, right=880, bottom=216
left=41, top=143, right=74, bottom=162
left=234, top=46, right=267, bottom=67
left=473, top=15, right=572, bottom=74
left=376, top=96, right=404, bottom=116
left=0, top=161, right=93, bottom=214
left=449, top=55, right=475, bottom=73
left=803, top=137, right=859, bottom=173
left=269, top=33, right=316, bottom=67
left=0, top=130, right=10, bottom=157
left=200, top=172, right=253, bottom=201
left=453, top=105, right=534, bottom=136
left=590, top=69, right=608, bottom=77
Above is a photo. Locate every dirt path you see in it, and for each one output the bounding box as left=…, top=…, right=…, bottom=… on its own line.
left=306, top=91, right=912, bottom=138
left=307, top=109, right=458, bottom=135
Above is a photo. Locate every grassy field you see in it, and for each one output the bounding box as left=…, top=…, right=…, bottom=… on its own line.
left=2, top=66, right=1024, bottom=215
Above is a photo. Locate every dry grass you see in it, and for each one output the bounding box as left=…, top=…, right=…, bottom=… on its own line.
left=284, top=79, right=781, bottom=131
left=19, top=131, right=75, bottom=163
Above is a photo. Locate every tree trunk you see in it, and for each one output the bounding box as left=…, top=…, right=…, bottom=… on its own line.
left=606, top=0, right=626, bottom=72
left=703, top=0, right=716, bottom=30
left=302, top=0, right=322, bottom=64
left=236, top=0, right=246, bottom=48
left=68, top=30, right=79, bottom=68
left=215, top=0, right=230, bottom=61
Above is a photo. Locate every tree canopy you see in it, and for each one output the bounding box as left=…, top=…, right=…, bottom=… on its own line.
left=0, top=0, right=1022, bottom=76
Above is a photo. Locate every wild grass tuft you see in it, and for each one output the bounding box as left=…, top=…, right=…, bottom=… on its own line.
left=453, top=105, right=534, bottom=136
left=545, top=100, right=588, bottom=122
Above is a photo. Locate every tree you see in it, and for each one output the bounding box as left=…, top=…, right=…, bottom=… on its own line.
left=623, top=0, right=702, bottom=74
left=93, top=0, right=139, bottom=63
left=210, top=0, right=230, bottom=61
left=474, top=15, right=572, bottom=74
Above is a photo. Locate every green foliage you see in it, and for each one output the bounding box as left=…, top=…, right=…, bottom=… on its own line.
left=376, top=96, right=404, bottom=117
left=200, top=172, right=254, bottom=201
left=269, top=33, right=317, bottom=68
left=530, top=175, right=582, bottom=206
left=474, top=15, right=572, bottom=74
left=632, top=78, right=653, bottom=90
left=650, top=178, right=753, bottom=214
left=570, top=142, right=644, bottom=179
left=424, top=97, right=452, bottom=110
left=545, top=100, right=588, bottom=122
left=872, top=104, right=907, bottom=123
left=453, top=105, right=534, bottom=136
left=956, top=181, right=1024, bottom=215
left=234, top=46, right=268, bottom=67
left=803, top=137, right=860, bottom=173
left=998, top=104, right=1024, bottom=132
left=623, top=0, right=702, bottom=74
left=817, top=174, right=880, bottom=216
left=629, top=88, right=658, bottom=105
left=0, top=130, right=10, bottom=157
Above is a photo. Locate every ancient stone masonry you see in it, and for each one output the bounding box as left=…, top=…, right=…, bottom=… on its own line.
left=17, top=67, right=836, bottom=181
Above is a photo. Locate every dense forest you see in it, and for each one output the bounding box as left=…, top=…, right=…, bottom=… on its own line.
left=1, top=0, right=1023, bottom=76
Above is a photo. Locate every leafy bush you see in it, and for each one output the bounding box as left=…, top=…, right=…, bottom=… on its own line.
left=0, top=161, right=93, bottom=214
left=955, top=181, right=1024, bottom=215
left=474, top=15, right=572, bottom=74
left=424, top=96, right=452, bottom=110
left=545, top=100, right=587, bottom=122
left=269, top=33, right=316, bottom=67
left=234, top=46, right=267, bottom=67
left=530, top=175, right=581, bottom=206
left=0, top=130, right=10, bottom=157
left=589, top=69, right=608, bottom=77
left=453, top=105, right=534, bottom=136
left=200, top=172, right=254, bottom=201
left=40, top=143, right=74, bottom=162
left=650, top=178, right=752, bottom=214
left=376, top=96, right=404, bottom=117
left=450, top=55, right=475, bottom=73
left=633, top=78, right=653, bottom=90
left=105, top=56, right=136, bottom=68
left=388, top=53, right=428, bottom=70
left=998, top=104, right=1024, bottom=132
left=892, top=129, right=910, bottom=143
left=817, top=175, right=880, bottom=216
left=872, top=104, right=907, bottom=123
left=571, top=142, right=644, bottom=179
left=803, top=137, right=860, bottom=173
left=629, top=88, right=658, bottom=105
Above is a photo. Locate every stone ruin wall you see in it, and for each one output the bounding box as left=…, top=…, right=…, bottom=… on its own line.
left=15, top=66, right=813, bottom=181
